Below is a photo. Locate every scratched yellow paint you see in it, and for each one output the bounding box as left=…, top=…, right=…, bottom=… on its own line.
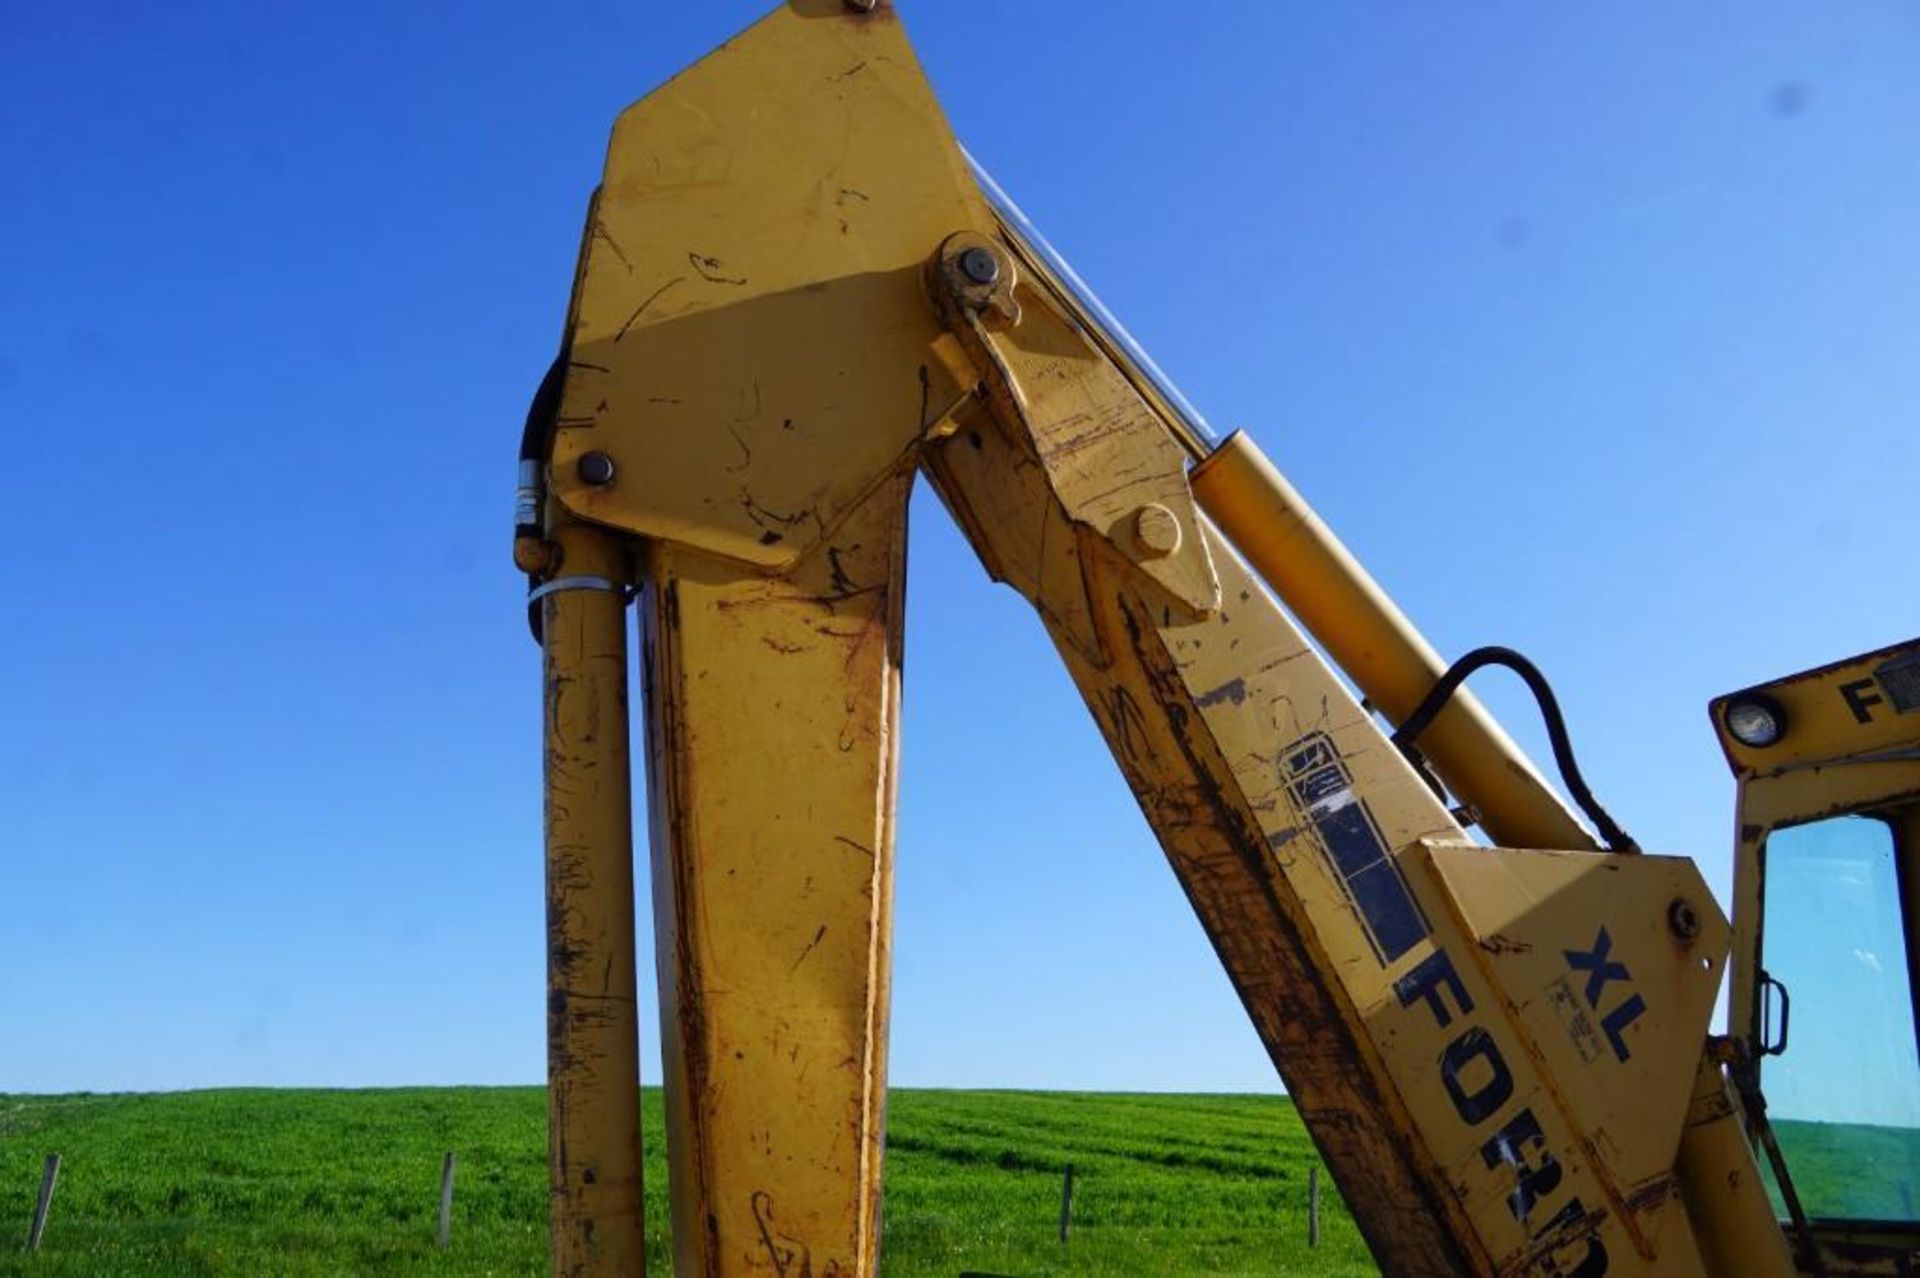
left=522, top=3, right=1819, bottom=1274
left=540, top=524, right=645, bottom=1277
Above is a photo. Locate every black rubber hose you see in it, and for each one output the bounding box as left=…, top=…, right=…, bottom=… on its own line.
left=520, top=354, right=568, bottom=643
left=519, top=356, right=567, bottom=497
left=1389, top=645, right=1638, bottom=854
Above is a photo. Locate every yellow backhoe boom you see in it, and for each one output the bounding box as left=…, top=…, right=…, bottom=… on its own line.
left=515, top=5, right=1832, bottom=1274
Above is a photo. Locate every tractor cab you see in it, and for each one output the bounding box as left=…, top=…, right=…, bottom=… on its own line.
left=1715, top=638, right=1920, bottom=1272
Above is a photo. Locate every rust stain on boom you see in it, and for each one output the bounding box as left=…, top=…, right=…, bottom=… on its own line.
left=519, top=3, right=1805, bottom=1274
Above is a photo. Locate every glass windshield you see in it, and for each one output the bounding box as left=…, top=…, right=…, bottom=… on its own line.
left=1761, top=814, right=1920, bottom=1221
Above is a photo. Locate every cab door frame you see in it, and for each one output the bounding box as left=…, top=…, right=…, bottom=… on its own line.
left=1714, top=638, right=1920, bottom=1271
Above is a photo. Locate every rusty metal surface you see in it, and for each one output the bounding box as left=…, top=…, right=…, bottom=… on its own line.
left=541, top=524, right=645, bottom=1276
left=920, top=229, right=1783, bottom=1273
left=528, top=6, right=971, bottom=1271
left=524, top=4, right=1811, bottom=1274
left=1799, top=1221, right=1920, bottom=1276
left=641, top=473, right=910, bottom=1275
left=925, top=382, right=1582, bottom=1272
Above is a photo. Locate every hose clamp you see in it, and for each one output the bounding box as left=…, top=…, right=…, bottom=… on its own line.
left=526, top=575, right=628, bottom=606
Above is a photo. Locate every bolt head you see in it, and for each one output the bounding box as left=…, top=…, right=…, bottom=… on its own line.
left=1668, top=898, right=1702, bottom=941
left=958, top=246, right=1001, bottom=287
left=1133, top=504, right=1181, bottom=558
left=577, top=452, right=617, bottom=487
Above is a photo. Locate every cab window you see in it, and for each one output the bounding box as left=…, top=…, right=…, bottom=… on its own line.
left=1760, top=814, right=1920, bottom=1221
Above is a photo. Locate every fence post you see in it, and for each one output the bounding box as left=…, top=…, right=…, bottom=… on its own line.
left=1308, top=1164, right=1320, bottom=1249
left=28, top=1154, right=60, bottom=1252
left=1058, top=1163, right=1075, bottom=1244
left=438, top=1152, right=457, bottom=1249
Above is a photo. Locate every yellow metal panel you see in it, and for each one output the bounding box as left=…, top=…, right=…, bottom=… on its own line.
left=917, top=218, right=1798, bottom=1270
left=921, top=400, right=1108, bottom=664
left=932, top=235, right=1221, bottom=624
left=1156, top=559, right=1654, bottom=1269
left=642, top=474, right=910, bottom=1276
left=1717, top=639, right=1920, bottom=1061
left=524, top=6, right=1809, bottom=1274
left=1676, top=1057, right=1799, bottom=1278
left=551, top=1, right=990, bottom=569
left=1711, top=637, right=1920, bottom=781
left=1418, top=843, right=1728, bottom=1217
left=539, top=524, right=645, bottom=1276
left=924, top=373, right=1703, bottom=1276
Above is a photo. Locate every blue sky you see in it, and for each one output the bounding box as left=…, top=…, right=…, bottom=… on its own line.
left=4, top=1, right=1917, bottom=1097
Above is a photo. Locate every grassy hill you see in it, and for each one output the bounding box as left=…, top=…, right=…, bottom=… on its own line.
left=1770, top=1117, right=1920, bottom=1222
left=0, top=1088, right=1373, bottom=1276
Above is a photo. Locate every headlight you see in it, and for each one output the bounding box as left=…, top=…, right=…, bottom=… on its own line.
left=1724, top=694, right=1787, bottom=748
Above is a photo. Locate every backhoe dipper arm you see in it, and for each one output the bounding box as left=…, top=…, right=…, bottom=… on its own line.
left=519, top=5, right=1796, bottom=1275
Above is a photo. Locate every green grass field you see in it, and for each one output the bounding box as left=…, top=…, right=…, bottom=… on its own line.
left=0, top=1089, right=1373, bottom=1276
left=1768, top=1118, right=1920, bottom=1221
